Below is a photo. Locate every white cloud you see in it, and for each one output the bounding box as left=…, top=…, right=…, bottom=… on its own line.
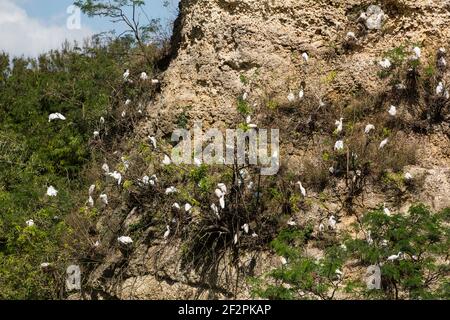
left=0, top=0, right=93, bottom=57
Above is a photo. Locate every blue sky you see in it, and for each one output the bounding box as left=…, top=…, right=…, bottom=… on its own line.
left=0, top=0, right=179, bottom=57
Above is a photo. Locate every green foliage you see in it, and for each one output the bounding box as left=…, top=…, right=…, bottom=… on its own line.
left=237, top=98, right=251, bottom=116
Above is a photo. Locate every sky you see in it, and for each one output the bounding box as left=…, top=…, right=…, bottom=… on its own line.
left=0, top=0, right=179, bottom=57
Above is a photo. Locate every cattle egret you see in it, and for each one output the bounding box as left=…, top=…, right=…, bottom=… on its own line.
left=94, top=240, right=100, bottom=247
left=163, top=225, right=171, bottom=239
left=185, top=203, right=192, bottom=212
left=412, top=47, right=421, bottom=60
left=48, top=113, right=66, bottom=122
left=365, top=124, right=375, bottom=134
left=140, top=72, right=149, bottom=80
left=328, top=216, right=337, bottom=230
left=280, top=257, right=288, bottom=265
left=100, top=117, right=105, bottom=124
left=387, top=252, right=403, bottom=261
left=287, top=218, right=297, bottom=226
left=151, top=79, right=159, bottom=85
left=319, top=223, right=325, bottom=232
left=335, top=117, right=344, bottom=133
left=125, top=99, right=131, bottom=106
left=242, top=224, right=249, bottom=234
left=379, top=58, right=391, bottom=69
left=219, top=196, right=225, bottom=209
left=302, top=52, right=309, bottom=62
left=165, top=186, right=177, bottom=195
left=149, top=136, right=157, bottom=149
left=99, top=194, right=108, bottom=205
left=217, top=183, right=227, bottom=194
left=381, top=239, right=389, bottom=247
left=26, top=219, right=35, bottom=227
left=93, top=131, right=100, bottom=139
left=118, top=236, right=133, bottom=245
left=88, top=184, right=95, bottom=196
left=251, top=232, right=258, bottom=238
left=299, top=88, right=304, bottom=100
left=296, top=181, right=307, bottom=197
left=149, top=175, right=158, bottom=186
left=123, top=69, right=130, bottom=81
left=162, top=155, right=172, bottom=165
left=383, top=203, right=391, bottom=216
left=88, top=196, right=94, bottom=207
left=141, top=175, right=150, bottom=185
left=329, top=167, right=335, bottom=174
left=335, top=269, right=343, bottom=278
left=102, top=163, right=110, bottom=174
left=388, top=105, right=397, bottom=116
left=172, top=203, right=180, bottom=210
left=334, top=140, right=344, bottom=151
left=287, top=92, right=296, bottom=102
left=379, top=138, right=389, bottom=149
left=436, top=82, right=444, bottom=95
left=47, top=186, right=58, bottom=197
left=404, top=172, right=413, bottom=180
left=211, top=203, right=220, bottom=218
left=108, top=171, right=122, bottom=185
left=40, top=262, right=51, bottom=269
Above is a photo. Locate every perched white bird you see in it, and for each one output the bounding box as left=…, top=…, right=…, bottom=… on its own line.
left=123, top=69, right=130, bottom=81
left=99, top=194, right=108, bottom=205
left=395, top=83, right=406, bottom=90
left=162, top=155, right=172, bottom=165
left=40, top=262, right=51, bottom=269
left=151, top=79, right=159, bottom=85
left=319, top=223, right=325, bottom=232
left=93, top=131, right=100, bottom=139
left=251, top=232, right=258, bottom=238
left=280, top=257, right=288, bottom=265
left=100, top=117, right=105, bottom=124
left=287, top=218, right=297, bottom=226
left=302, top=52, right=309, bottom=62
left=335, top=269, right=343, bottom=278
left=149, top=175, right=158, bottom=186
left=287, top=92, right=296, bottom=102
left=379, top=58, right=391, bottom=69
left=387, top=252, right=403, bottom=261
left=412, top=47, right=421, bottom=60
left=298, top=88, right=304, bottom=100
left=217, top=183, right=227, bottom=194
left=165, top=186, right=177, bottom=195
left=172, top=203, right=181, bottom=210
left=163, top=225, right=171, bottom=239
left=26, top=219, right=35, bottom=227
left=334, top=140, right=344, bottom=151
left=141, top=175, right=150, bottom=185
left=388, top=105, right=397, bottom=116
left=211, top=203, right=220, bottom=218
left=404, top=172, right=413, bottom=181
left=118, top=236, right=133, bottom=245
left=379, top=138, right=389, bottom=149
left=94, top=240, right=100, bottom=247
left=149, top=136, right=157, bottom=149
left=46, top=186, right=58, bottom=197
left=381, top=239, right=389, bottom=247
left=328, top=216, right=337, bottom=230
left=365, top=124, right=375, bottom=134
left=436, top=82, right=444, bottom=95
left=185, top=203, right=192, bottom=212
left=102, top=163, right=110, bottom=174
left=335, top=117, right=344, bottom=134
left=219, top=196, right=225, bottom=209
left=125, top=99, right=131, bottom=106
left=242, top=92, right=248, bottom=101
left=140, top=72, right=149, bottom=80
left=48, top=113, right=66, bottom=122
left=242, top=223, right=249, bottom=234
left=296, top=181, right=307, bottom=197
left=108, top=171, right=122, bottom=185
left=88, top=196, right=94, bottom=207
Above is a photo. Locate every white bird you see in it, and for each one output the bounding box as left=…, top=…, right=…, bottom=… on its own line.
left=365, top=124, right=375, bottom=134
left=88, top=184, right=95, bottom=196
left=395, top=83, right=406, bottom=90
left=383, top=203, right=391, bottom=216
left=140, top=72, right=149, bottom=80
left=329, top=167, right=335, bottom=174
left=346, top=32, right=357, bottom=40
left=242, top=223, right=249, bottom=234
left=334, top=140, right=344, bottom=151
left=118, top=236, right=133, bottom=245
left=379, top=58, right=391, bottom=69
left=340, top=243, right=347, bottom=251
left=287, top=92, right=296, bottom=102
left=151, top=79, right=159, bottom=85
left=185, top=203, right=192, bottom=212
left=242, top=92, right=248, bottom=101
left=102, top=163, right=110, bottom=174
left=319, top=223, right=325, bottom=232
left=172, top=203, right=180, bottom=210
left=404, top=172, right=413, bottom=181
left=328, top=216, right=337, bottom=230
left=381, top=239, right=389, bottom=247
left=149, top=175, right=158, bottom=186
left=296, top=181, right=307, bottom=197
left=387, top=252, right=403, bottom=261
left=93, top=131, right=100, bottom=139
left=287, top=218, right=297, bottom=226
left=388, top=105, right=397, bottom=116
left=335, top=117, right=344, bottom=134
left=280, top=257, right=288, bottom=265
left=412, top=47, right=421, bottom=59
left=302, top=52, right=309, bottom=62
left=40, top=262, right=51, bottom=269
left=123, top=69, right=130, bottom=81
left=299, top=88, right=304, bottom=100
left=99, top=194, right=108, bottom=205
left=46, top=186, right=58, bottom=197
left=108, top=171, right=122, bottom=185
left=165, top=186, right=177, bottom=195
left=93, top=240, right=100, bottom=247
left=436, top=82, right=444, bottom=95
left=379, top=138, right=389, bottom=149
left=219, top=196, right=225, bottom=209
left=211, top=203, right=220, bottom=218
left=251, top=232, right=258, bottom=238
left=163, top=225, right=171, bottom=239
left=48, top=113, right=66, bottom=122
left=217, top=183, right=227, bottom=194
left=125, top=99, right=131, bottom=106
left=148, top=136, right=157, bottom=149
left=335, top=269, right=343, bottom=278
left=88, top=196, right=94, bottom=207
left=26, top=219, right=35, bottom=227
left=162, top=155, right=172, bottom=165
left=100, top=117, right=105, bottom=124
left=141, top=175, right=150, bottom=185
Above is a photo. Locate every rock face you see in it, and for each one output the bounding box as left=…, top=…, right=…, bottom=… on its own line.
left=87, top=0, right=450, bottom=299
